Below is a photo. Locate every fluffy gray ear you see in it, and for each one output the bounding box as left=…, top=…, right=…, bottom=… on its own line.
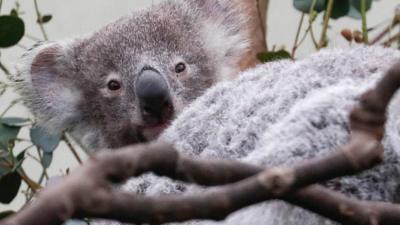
left=17, top=42, right=81, bottom=133
left=189, top=0, right=250, bottom=80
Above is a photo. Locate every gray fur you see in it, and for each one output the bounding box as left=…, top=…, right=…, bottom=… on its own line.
left=101, top=47, right=400, bottom=225
left=15, top=0, right=249, bottom=150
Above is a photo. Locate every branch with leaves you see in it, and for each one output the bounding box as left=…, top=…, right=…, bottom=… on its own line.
left=0, top=0, right=86, bottom=213
left=1, top=61, right=400, bottom=225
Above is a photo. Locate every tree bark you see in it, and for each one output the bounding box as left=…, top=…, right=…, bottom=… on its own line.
left=234, top=0, right=269, bottom=71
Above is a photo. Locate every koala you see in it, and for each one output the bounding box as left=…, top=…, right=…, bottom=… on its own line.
left=16, top=0, right=249, bottom=150
left=100, top=47, right=400, bottom=225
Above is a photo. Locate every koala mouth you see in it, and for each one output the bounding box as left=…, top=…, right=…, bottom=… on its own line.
left=140, top=118, right=172, bottom=141
left=139, top=102, right=175, bottom=141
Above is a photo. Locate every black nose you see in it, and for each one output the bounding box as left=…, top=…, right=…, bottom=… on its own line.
left=135, top=68, right=173, bottom=125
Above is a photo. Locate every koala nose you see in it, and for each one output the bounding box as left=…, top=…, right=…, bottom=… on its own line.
left=135, top=68, right=173, bottom=125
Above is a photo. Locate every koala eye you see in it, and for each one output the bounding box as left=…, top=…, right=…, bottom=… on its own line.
left=107, top=80, right=121, bottom=91
left=175, top=62, right=186, bottom=73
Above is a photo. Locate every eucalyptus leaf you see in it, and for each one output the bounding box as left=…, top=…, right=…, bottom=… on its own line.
left=12, top=150, right=26, bottom=171
left=330, top=0, right=350, bottom=19
left=347, top=5, right=362, bottom=19
left=0, top=172, right=21, bottom=204
left=347, top=0, right=373, bottom=19
left=30, top=126, right=61, bottom=153
left=0, top=210, right=14, bottom=220
left=41, top=152, right=53, bottom=168
left=1, top=117, right=30, bottom=127
left=350, top=0, right=372, bottom=12
left=0, top=15, right=24, bottom=48
left=293, top=0, right=326, bottom=13
left=0, top=123, right=21, bottom=150
left=257, top=50, right=292, bottom=63
left=10, top=9, right=18, bottom=17
left=37, top=14, right=52, bottom=24
left=16, top=150, right=25, bottom=162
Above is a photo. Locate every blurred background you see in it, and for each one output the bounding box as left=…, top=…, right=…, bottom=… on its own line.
left=0, top=0, right=398, bottom=211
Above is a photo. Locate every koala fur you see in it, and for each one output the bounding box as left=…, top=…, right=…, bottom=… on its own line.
left=95, top=47, right=400, bottom=225
left=16, top=0, right=400, bottom=224
left=16, top=0, right=249, bottom=150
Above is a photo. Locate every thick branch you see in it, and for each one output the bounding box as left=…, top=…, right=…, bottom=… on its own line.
left=2, top=63, right=400, bottom=225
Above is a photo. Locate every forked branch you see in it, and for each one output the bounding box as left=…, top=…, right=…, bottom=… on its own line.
left=1, top=62, right=400, bottom=225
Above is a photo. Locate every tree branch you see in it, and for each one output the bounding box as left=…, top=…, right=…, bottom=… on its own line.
left=2, top=62, right=400, bottom=225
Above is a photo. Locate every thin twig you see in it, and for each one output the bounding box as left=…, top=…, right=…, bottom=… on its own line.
left=383, top=32, right=400, bottom=46
left=318, top=0, right=334, bottom=48
left=0, top=100, right=21, bottom=117
left=291, top=13, right=305, bottom=58
left=256, top=0, right=268, bottom=51
left=33, top=0, right=48, bottom=41
left=25, top=34, right=43, bottom=42
left=63, top=133, right=82, bottom=164
left=309, top=24, right=319, bottom=48
left=370, top=20, right=399, bottom=45
left=361, top=0, right=369, bottom=44
left=0, top=61, right=10, bottom=76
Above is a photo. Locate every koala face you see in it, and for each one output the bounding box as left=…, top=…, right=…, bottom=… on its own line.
left=17, top=0, right=249, bottom=150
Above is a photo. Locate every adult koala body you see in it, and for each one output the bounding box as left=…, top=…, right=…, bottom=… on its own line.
left=105, top=47, right=400, bottom=225
left=17, top=0, right=249, bottom=150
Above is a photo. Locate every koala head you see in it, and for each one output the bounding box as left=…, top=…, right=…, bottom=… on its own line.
left=16, top=0, right=249, bottom=150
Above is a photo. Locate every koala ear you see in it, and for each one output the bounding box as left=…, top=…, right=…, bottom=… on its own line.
left=189, top=0, right=250, bottom=80
left=17, top=42, right=81, bottom=133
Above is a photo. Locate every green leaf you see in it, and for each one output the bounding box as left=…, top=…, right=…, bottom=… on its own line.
left=10, top=9, right=18, bottom=17
left=41, top=152, right=53, bottom=168
left=1, top=117, right=30, bottom=127
left=293, top=0, right=326, bottom=13
left=347, top=5, right=362, bottom=19
left=12, top=150, right=26, bottom=171
left=30, top=126, right=61, bottom=153
left=347, top=0, right=373, bottom=19
left=0, top=15, right=24, bottom=48
left=257, top=50, right=292, bottom=63
left=0, top=210, right=14, bottom=220
left=350, top=0, right=372, bottom=12
left=330, top=1, right=350, bottom=19
left=0, top=123, right=21, bottom=150
left=0, top=172, right=21, bottom=204
left=16, top=150, right=25, bottom=162
left=37, top=14, right=52, bottom=24
left=0, top=150, right=11, bottom=177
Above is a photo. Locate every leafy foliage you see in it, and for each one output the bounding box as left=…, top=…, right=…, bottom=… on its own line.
left=257, top=50, right=291, bottom=63
left=0, top=172, right=21, bottom=204
left=0, top=121, right=21, bottom=150
left=0, top=0, right=65, bottom=210
left=0, top=210, right=14, bottom=220
left=30, top=126, right=61, bottom=153
left=293, top=0, right=373, bottom=19
left=37, top=14, right=52, bottom=24
left=0, top=15, right=24, bottom=48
